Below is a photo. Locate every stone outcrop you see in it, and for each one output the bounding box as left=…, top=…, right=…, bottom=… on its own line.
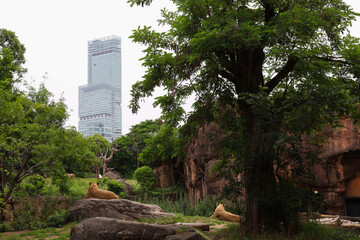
left=183, top=123, right=228, bottom=204
left=70, top=198, right=174, bottom=221
left=302, top=118, right=360, bottom=215
left=70, top=217, right=206, bottom=240
left=70, top=217, right=176, bottom=240
left=118, top=179, right=134, bottom=196
left=154, top=162, right=176, bottom=189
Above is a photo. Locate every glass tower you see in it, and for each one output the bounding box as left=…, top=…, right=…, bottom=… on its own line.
left=78, top=35, right=122, bottom=141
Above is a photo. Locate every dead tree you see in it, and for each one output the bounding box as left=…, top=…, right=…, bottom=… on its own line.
left=98, top=146, right=119, bottom=178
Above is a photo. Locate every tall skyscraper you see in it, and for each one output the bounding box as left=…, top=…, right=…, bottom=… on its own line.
left=78, top=35, right=122, bottom=141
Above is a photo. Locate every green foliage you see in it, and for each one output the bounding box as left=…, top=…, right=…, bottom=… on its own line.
left=12, top=198, right=42, bottom=230
left=46, top=209, right=70, bottom=228
left=297, top=221, right=360, bottom=240
left=23, top=174, right=46, bottom=196
left=98, top=177, right=127, bottom=198
left=51, top=170, right=70, bottom=195
left=139, top=124, right=182, bottom=166
left=134, top=192, right=219, bottom=217
left=40, top=195, right=59, bottom=222
left=0, top=28, right=85, bottom=216
left=98, top=177, right=110, bottom=187
left=133, top=166, right=156, bottom=193
left=68, top=177, right=97, bottom=199
left=0, top=221, right=12, bottom=232
left=56, top=128, right=95, bottom=178
left=110, top=136, right=137, bottom=178
left=107, top=180, right=125, bottom=196
left=87, top=134, right=111, bottom=155
left=127, top=119, right=162, bottom=167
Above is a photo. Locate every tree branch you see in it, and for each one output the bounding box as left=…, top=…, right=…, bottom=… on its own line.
left=315, top=56, right=352, bottom=65
left=265, top=55, right=298, bottom=93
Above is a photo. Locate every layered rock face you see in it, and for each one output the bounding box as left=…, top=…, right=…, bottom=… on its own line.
left=304, top=118, right=360, bottom=215
left=154, top=162, right=176, bottom=189
left=183, top=123, right=227, bottom=204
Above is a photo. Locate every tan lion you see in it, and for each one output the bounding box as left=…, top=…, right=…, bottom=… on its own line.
left=210, top=203, right=241, bottom=222
left=85, top=182, right=119, bottom=199
left=67, top=173, right=75, bottom=179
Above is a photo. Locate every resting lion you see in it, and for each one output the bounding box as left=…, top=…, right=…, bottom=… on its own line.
left=85, top=182, right=119, bottom=199
left=210, top=203, right=241, bottom=222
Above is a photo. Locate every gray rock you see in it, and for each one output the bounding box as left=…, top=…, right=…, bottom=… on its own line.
left=70, top=198, right=174, bottom=221
left=70, top=217, right=177, bottom=240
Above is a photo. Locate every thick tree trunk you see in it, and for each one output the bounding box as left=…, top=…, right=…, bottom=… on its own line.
left=240, top=105, right=280, bottom=235
left=244, top=155, right=278, bottom=235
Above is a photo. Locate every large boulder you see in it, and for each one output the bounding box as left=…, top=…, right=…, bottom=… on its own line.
left=70, top=198, right=174, bottom=221
left=70, top=217, right=177, bottom=240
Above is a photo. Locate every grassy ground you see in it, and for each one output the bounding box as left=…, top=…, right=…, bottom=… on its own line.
left=0, top=222, right=76, bottom=240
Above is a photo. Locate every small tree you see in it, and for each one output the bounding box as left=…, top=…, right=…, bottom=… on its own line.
left=133, top=166, right=156, bottom=193
left=88, top=134, right=119, bottom=178
left=110, top=136, right=137, bottom=178
left=126, top=119, right=162, bottom=169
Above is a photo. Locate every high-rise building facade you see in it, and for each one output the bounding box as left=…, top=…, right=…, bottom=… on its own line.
left=78, top=35, right=122, bottom=141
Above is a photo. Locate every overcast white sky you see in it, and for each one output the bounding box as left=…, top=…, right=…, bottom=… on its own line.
left=0, top=0, right=359, bottom=134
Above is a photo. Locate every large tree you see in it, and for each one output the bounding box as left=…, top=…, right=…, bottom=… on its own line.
left=0, top=29, right=81, bottom=220
left=129, top=0, right=360, bottom=234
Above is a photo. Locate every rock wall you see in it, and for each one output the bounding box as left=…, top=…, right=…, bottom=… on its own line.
left=300, top=118, right=360, bottom=215
left=181, top=118, right=360, bottom=215
left=154, top=163, right=176, bottom=189
left=183, top=123, right=227, bottom=204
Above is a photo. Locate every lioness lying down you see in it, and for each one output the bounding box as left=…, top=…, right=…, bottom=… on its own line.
left=210, top=203, right=241, bottom=222
left=85, top=182, right=119, bottom=199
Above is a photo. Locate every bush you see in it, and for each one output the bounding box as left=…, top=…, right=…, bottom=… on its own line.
left=40, top=195, right=59, bottom=221
left=46, top=209, right=70, bottom=228
left=98, top=177, right=127, bottom=198
left=133, top=166, right=156, bottom=193
left=107, top=180, right=125, bottom=196
left=24, top=174, right=46, bottom=196
left=98, top=177, right=110, bottom=188
left=0, top=221, right=12, bottom=232
left=12, top=198, right=42, bottom=230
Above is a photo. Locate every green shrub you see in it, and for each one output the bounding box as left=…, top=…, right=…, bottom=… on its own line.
left=40, top=195, right=59, bottom=221
left=46, top=210, right=70, bottom=228
left=107, top=180, right=125, bottom=195
left=0, top=221, right=12, bottom=232
left=24, top=174, right=46, bottom=196
left=12, top=198, right=42, bottom=230
left=194, top=196, right=217, bottom=217
left=133, top=166, right=156, bottom=193
left=98, top=177, right=110, bottom=188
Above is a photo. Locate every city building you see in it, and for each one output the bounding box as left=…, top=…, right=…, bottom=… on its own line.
left=78, top=35, right=122, bottom=141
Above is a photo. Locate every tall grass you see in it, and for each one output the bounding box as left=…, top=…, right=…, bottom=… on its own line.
left=133, top=193, right=218, bottom=217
